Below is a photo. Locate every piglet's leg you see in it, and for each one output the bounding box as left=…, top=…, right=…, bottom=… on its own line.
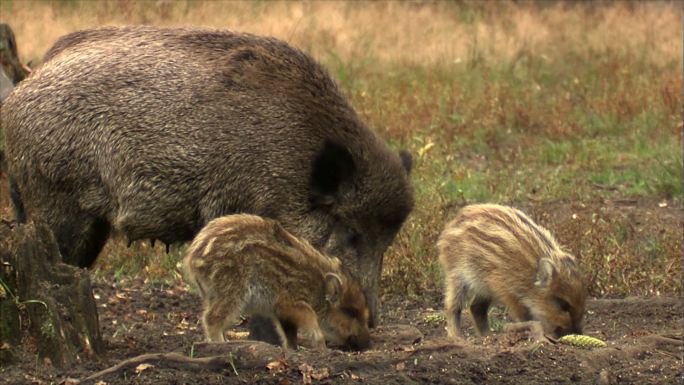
left=470, top=296, right=492, bottom=336
left=202, top=297, right=243, bottom=342
left=275, top=300, right=326, bottom=349
left=502, top=294, right=532, bottom=322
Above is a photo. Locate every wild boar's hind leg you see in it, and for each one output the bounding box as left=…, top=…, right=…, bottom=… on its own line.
left=9, top=177, right=26, bottom=223
left=50, top=209, right=110, bottom=268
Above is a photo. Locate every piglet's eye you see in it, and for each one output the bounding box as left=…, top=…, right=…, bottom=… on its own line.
left=555, top=297, right=572, bottom=312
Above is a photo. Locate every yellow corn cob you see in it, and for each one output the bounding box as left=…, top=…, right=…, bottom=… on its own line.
left=558, top=334, right=606, bottom=349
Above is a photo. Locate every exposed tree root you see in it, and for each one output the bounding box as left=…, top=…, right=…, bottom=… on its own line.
left=79, top=340, right=288, bottom=384
left=79, top=352, right=229, bottom=383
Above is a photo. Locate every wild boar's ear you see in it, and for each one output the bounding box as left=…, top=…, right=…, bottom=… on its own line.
left=535, top=258, right=557, bottom=288
left=310, top=140, right=355, bottom=207
left=399, top=150, right=413, bottom=175
left=324, top=273, right=343, bottom=305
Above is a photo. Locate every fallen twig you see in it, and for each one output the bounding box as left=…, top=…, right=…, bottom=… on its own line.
left=79, top=340, right=288, bottom=384
left=654, top=349, right=680, bottom=360
left=79, top=352, right=230, bottom=383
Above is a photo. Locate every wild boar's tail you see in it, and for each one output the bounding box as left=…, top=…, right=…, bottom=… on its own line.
left=9, top=176, right=26, bottom=223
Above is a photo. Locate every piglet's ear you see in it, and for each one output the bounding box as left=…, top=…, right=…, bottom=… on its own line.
left=310, top=140, right=355, bottom=207
left=535, top=258, right=557, bottom=288
left=324, top=273, right=343, bottom=305
left=399, top=150, right=412, bottom=175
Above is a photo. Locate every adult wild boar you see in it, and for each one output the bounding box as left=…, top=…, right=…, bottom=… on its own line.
left=2, top=26, right=414, bottom=324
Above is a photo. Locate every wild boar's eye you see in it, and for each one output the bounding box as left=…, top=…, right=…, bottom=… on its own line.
left=555, top=297, right=572, bottom=313
left=348, top=231, right=361, bottom=247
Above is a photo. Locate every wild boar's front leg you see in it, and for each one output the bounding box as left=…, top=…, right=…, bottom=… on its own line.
left=275, top=300, right=326, bottom=350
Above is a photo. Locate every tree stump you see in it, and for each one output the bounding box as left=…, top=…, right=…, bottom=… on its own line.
left=0, top=220, right=104, bottom=369
left=0, top=23, right=30, bottom=85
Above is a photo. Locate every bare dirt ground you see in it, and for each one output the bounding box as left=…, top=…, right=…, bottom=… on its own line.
left=1, top=185, right=682, bottom=384
left=3, top=279, right=682, bottom=385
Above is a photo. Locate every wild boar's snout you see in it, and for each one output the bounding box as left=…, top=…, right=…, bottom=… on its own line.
left=363, top=277, right=379, bottom=328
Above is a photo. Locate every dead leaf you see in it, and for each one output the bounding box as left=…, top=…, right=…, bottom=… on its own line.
left=298, top=363, right=313, bottom=385
left=311, top=367, right=330, bottom=380
left=297, top=363, right=330, bottom=383
left=176, top=318, right=190, bottom=330
left=395, top=361, right=406, bottom=370
left=418, top=141, right=435, bottom=157
left=135, top=363, right=155, bottom=374
left=95, top=381, right=108, bottom=385
left=24, top=374, right=46, bottom=385
left=0, top=343, right=10, bottom=350
left=267, top=359, right=288, bottom=372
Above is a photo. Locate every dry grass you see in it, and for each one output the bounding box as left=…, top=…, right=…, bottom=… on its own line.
left=2, top=1, right=680, bottom=68
left=1, top=1, right=681, bottom=298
